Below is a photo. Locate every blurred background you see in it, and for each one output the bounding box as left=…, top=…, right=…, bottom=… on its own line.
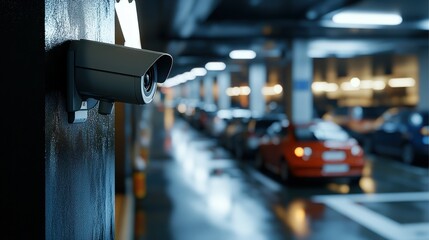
left=114, top=0, right=429, bottom=239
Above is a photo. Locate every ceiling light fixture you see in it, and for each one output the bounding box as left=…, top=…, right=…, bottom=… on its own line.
left=205, top=62, right=226, bottom=71
left=388, top=77, right=415, bottom=88
left=191, top=67, right=207, bottom=76
left=229, top=50, right=256, bottom=59
left=332, top=12, right=403, bottom=26
left=115, top=0, right=141, bottom=48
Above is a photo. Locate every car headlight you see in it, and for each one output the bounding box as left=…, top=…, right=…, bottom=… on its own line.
left=294, top=147, right=312, bottom=160
left=351, top=145, right=362, bottom=156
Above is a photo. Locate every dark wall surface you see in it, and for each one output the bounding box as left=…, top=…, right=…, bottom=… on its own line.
left=2, top=1, right=45, bottom=239
left=45, top=0, right=115, bottom=239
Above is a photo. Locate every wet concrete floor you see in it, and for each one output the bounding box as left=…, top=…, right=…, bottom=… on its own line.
left=134, top=106, right=429, bottom=240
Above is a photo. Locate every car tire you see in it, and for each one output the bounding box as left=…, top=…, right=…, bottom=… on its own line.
left=402, top=144, right=415, bottom=165
left=348, top=176, right=361, bottom=186
left=279, top=158, right=293, bottom=184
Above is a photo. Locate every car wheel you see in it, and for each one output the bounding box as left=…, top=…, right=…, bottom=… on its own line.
left=402, top=144, right=415, bottom=165
left=254, top=151, right=264, bottom=170
left=348, top=176, right=361, bottom=186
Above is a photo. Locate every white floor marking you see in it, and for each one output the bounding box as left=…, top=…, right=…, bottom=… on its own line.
left=313, top=192, right=429, bottom=240
left=314, top=191, right=429, bottom=203
left=247, top=168, right=282, bottom=192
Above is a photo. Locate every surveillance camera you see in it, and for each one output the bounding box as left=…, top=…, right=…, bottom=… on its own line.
left=66, top=39, right=173, bottom=123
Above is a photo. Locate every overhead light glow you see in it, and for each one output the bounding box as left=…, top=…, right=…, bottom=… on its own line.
left=191, top=67, right=207, bottom=76
left=229, top=50, right=256, bottom=59
left=225, top=86, right=251, bottom=96
left=350, top=77, right=361, bottom=88
left=332, top=12, right=402, bottom=26
left=205, top=62, right=226, bottom=71
left=115, top=0, right=141, bottom=48
left=341, top=82, right=359, bottom=91
left=388, top=77, right=415, bottom=88
left=226, top=87, right=241, bottom=97
left=183, top=71, right=196, bottom=81
left=262, top=84, right=283, bottom=96
left=418, top=19, right=429, bottom=30
left=162, top=71, right=198, bottom=88
left=359, top=80, right=373, bottom=89
left=240, top=86, right=251, bottom=95
left=372, top=80, right=386, bottom=90
left=312, top=82, right=338, bottom=92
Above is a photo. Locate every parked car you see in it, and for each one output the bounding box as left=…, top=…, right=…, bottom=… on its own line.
left=190, top=103, right=217, bottom=131
left=255, top=119, right=365, bottom=184
left=365, top=108, right=429, bottom=164
left=206, top=108, right=251, bottom=138
left=322, top=106, right=389, bottom=145
left=231, top=113, right=288, bottom=160
left=218, top=115, right=251, bottom=152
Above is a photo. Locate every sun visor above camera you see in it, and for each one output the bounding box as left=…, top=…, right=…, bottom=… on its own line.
left=69, top=39, right=173, bottom=83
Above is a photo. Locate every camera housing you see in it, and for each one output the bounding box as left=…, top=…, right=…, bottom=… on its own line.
left=67, top=39, right=173, bottom=123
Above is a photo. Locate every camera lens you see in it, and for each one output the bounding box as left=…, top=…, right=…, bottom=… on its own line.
left=143, top=67, right=154, bottom=91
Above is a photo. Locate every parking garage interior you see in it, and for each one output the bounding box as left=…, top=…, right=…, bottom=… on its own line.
left=3, top=0, right=428, bottom=239
left=115, top=0, right=429, bottom=239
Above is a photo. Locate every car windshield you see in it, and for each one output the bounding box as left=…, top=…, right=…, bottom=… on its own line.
left=295, top=121, right=350, bottom=141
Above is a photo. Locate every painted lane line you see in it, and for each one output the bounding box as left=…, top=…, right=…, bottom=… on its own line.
left=313, top=191, right=429, bottom=203
left=402, top=223, right=429, bottom=239
left=321, top=197, right=405, bottom=240
left=313, top=192, right=429, bottom=240
left=247, top=168, right=282, bottom=192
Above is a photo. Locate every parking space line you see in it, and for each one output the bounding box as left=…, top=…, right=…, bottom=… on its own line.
left=247, top=168, right=282, bottom=192
left=313, top=192, right=429, bottom=240
left=314, top=191, right=429, bottom=203
left=402, top=223, right=429, bottom=239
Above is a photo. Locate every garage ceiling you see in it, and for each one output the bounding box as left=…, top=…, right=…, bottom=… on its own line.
left=135, top=0, right=429, bottom=76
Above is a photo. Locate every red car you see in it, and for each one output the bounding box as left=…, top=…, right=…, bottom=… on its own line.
left=255, top=119, right=365, bottom=183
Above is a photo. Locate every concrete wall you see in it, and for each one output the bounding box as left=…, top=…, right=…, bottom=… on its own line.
left=45, top=0, right=115, bottom=239
left=3, top=0, right=116, bottom=239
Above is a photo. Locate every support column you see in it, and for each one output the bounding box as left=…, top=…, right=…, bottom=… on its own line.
left=217, top=72, right=231, bottom=110
left=249, top=64, right=267, bottom=116
left=418, top=47, right=429, bottom=110
left=204, top=76, right=215, bottom=106
left=291, top=39, right=313, bottom=123
left=190, top=79, right=200, bottom=103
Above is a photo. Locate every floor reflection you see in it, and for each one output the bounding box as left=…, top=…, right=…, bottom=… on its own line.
left=136, top=107, right=429, bottom=240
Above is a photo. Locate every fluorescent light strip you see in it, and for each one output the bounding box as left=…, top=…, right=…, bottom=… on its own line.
left=388, top=77, right=415, bottom=88
left=191, top=67, right=207, bottom=77
left=341, top=82, right=359, bottom=91
left=262, top=84, right=283, bottom=96
left=229, top=50, right=256, bottom=59
left=115, top=0, right=141, bottom=48
left=205, top=62, right=226, bottom=71
left=312, top=82, right=339, bottom=92
left=332, top=12, right=402, bottom=26
left=225, top=86, right=251, bottom=96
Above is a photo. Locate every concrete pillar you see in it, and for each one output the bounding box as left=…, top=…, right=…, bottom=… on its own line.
left=204, top=76, right=215, bottom=106
left=418, top=48, right=429, bottom=110
left=291, top=39, right=313, bottom=123
left=190, top=79, right=200, bottom=102
left=249, top=64, right=267, bottom=116
left=183, top=81, right=191, bottom=99
left=217, top=72, right=231, bottom=109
